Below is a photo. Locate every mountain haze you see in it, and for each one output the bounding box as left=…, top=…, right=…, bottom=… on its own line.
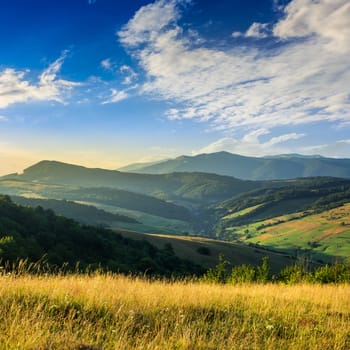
left=8, top=160, right=261, bottom=205
left=118, top=152, right=350, bottom=180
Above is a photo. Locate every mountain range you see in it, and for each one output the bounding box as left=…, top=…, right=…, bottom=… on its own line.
left=118, top=152, right=350, bottom=180
left=1, top=153, right=350, bottom=265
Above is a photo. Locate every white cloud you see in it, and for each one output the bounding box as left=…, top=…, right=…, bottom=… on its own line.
left=231, top=31, right=242, bottom=38
left=300, top=139, right=350, bottom=158
left=118, top=0, right=350, bottom=134
left=102, top=88, right=129, bottom=104
left=0, top=52, right=79, bottom=109
left=245, top=22, right=270, bottom=38
left=197, top=130, right=305, bottom=156
left=118, top=0, right=180, bottom=47
left=119, top=65, right=137, bottom=85
left=0, top=115, right=8, bottom=121
left=273, top=0, right=350, bottom=52
left=101, top=58, right=112, bottom=70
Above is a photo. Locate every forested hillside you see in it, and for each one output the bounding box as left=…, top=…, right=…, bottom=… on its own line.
left=0, top=195, right=203, bottom=276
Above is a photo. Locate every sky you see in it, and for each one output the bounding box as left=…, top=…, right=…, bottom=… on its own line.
left=0, top=0, right=350, bottom=175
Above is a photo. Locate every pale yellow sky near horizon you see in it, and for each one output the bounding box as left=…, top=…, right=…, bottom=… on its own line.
left=0, top=146, right=174, bottom=176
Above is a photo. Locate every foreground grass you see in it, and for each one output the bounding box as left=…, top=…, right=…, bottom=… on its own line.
left=1, top=274, right=349, bottom=349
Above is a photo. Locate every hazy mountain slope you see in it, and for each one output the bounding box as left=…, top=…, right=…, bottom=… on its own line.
left=10, top=196, right=139, bottom=225
left=58, top=187, right=193, bottom=221
left=117, top=159, right=168, bottom=172
left=120, top=152, right=350, bottom=180
left=0, top=179, right=192, bottom=222
left=6, top=160, right=263, bottom=205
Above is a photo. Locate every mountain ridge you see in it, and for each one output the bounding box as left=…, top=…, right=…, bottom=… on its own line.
left=117, top=152, right=350, bottom=180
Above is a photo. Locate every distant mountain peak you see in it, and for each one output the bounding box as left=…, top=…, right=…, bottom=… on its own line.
left=115, top=152, right=350, bottom=180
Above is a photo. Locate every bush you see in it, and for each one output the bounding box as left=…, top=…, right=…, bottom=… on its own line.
left=313, top=263, right=350, bottom=283
left=278, top=264, right=310, bottom=284
left=256, top=257, right=270, bottom=283
left=202, top=254, right=230, bottom=283
left=230, top=264, right=255, bottom=283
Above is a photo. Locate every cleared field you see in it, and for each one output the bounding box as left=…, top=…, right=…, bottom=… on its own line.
left=222, top=203, right=263, bottom=220
left=1, top=274, right=349, bottom=350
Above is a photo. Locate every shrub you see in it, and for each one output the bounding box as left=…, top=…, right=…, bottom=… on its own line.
left=202, top=254, right=230, bottom=283
left=230, top=264, right=255, bottom=283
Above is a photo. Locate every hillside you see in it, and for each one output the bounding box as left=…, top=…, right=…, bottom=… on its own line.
left=244, top=204, right=350, bottom=262
left=10, top=196, right=139, bottom=225
left=0, top=179, right=193, bottom=222
left=117, top=230, right=295, bottom=273
left=5, top=160, right=262, bottom=205
left=213, top=179, right=350, bottom=263
left=1, top=161, right=350, bottom=263
left=119, top=151, right=350, bottom=180
left=0, top=195, right=203, bottom=276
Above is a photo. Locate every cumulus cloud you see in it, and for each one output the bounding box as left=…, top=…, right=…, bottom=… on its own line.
left=118, top=0, right=350, bottom=135
left=0, top=52, right=79, bottom=109
left=118, top=0, right=181, bottom=47
left=273, top=0, right=350, bottom=52
left=197, top=130, right=305, bottom=156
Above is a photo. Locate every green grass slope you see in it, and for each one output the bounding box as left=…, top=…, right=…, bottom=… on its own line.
left=214, top=178, right=350, bottom=262
left=244, top=204, right=350, bottom=263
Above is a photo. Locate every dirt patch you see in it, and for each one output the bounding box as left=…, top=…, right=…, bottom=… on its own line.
left=314, top=226, right=349, bottom=242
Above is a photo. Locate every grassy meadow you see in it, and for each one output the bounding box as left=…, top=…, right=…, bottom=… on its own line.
left=223, top=203, right=350, bottom=262
left=1, top=273, right=349, bottom=350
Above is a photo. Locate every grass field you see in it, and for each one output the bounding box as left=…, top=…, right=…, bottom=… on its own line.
left=223, top=203, right=350, bottom=262
left=0, top=273, right=349, bottom=350
left=222, top=203, right=263, bottom=220
left=247, top=204, right=350, bottom=261
left=75, top=201, right=191, bottom=235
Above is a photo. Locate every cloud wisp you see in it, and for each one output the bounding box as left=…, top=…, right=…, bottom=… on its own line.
left=118, top=0, right=350, bottom=133
left=197, top=129, right=305, bottom=157
left=0, top=52, right=79, bottom=109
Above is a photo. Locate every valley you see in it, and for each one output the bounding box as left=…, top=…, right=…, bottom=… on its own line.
left=1, top=153, right=350, bottom=269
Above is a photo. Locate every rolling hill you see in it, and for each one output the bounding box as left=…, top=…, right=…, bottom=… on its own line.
left=117, top=230, right=295, bottom=273
left=2, top=160, right=263, bottom=206
left=10, top=196, right=139, bottom=225
left=213, top=179, right=350, bottom=263
left=118, top=151, right=350, bottom=180
left=1, top=160, right=350, bottom=264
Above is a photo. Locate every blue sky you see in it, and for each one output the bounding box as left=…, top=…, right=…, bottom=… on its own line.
left=0, top=0, right=349, bottom=175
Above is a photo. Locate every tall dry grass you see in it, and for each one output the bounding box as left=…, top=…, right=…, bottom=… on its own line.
left=0, top=273, right=349, bottom=349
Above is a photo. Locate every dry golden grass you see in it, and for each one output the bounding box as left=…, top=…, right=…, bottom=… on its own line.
left=0, top=274, right=349, bottom=349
